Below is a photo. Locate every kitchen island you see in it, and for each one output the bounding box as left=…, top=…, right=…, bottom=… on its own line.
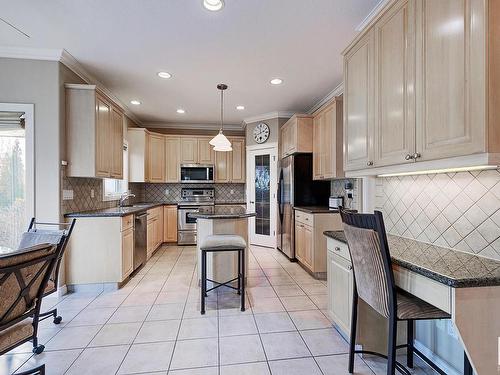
left=324, top=230, right=500, bottom=375
left=189, top=206, right=255, bottom=284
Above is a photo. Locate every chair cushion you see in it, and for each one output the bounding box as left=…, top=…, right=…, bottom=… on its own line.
left=397, top=290, right=450, bottom=320
left=200, top=235, right=246, bottom=250
left=0, top=319, right=33, bottom=353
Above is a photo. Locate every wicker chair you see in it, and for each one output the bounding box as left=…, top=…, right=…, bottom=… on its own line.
left=339, top=210, right=454, bottom=375
left=18, top=218, right=76, bottom=325
left=0, top=243, right=58, bottom=359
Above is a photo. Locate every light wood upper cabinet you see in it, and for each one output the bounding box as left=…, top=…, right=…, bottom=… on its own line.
left=215, top=150, right=230, bottom=183
left=415, top=0, right=486, bottom=161
left=343, top=30, right=375, bottom=171
left=374, top=0, right=415, bottom=167
left=66, top=84, right=124, bottom=178
left=198, top=137, right=215, bottom=164
left=180, top=138, right=198, bottom=164
left=280, top=115, right=313, bottom=158
left=342, top=0, right=499, bottom=174
left=215, top=137, right=246, bottom=183
left=163, top=205, right=178, bottom=243
left=128, top=128, right=151, bottom=182
left=148, top=134, right=166, bottom=183
left=229, top=138, right=245, bottom=183
left=110, top=107, right=124, bottom=178
left=165, top=136, right=181, bottom=183
left=312, top=98, right=343, bottom=179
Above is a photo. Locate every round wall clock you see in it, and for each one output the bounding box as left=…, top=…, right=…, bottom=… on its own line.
left=253, top=122, right=270, bottom=144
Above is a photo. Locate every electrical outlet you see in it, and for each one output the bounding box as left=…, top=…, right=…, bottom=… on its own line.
left=230, top=189, right=234, bottom=195
left=91, top=189, right=95, bottom=198
left=165, top=189, right=170, bottom=195
left=62, top=189, right=74, bottom=200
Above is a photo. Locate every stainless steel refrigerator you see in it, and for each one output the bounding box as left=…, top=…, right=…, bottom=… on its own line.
left=277, top=153, right=331, bottom=259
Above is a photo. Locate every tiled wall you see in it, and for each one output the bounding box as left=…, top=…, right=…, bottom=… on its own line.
left=61, top=177, right=117, bottom=214
left=62, top=177, right=246, bottom=214
left=331, top=178, right=360, bottom=211
left=375, top=169, right=500, bottom=260
left=143, top=183, right=246, bottom=204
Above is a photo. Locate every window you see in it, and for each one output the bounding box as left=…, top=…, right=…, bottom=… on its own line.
left=103, top=141, right=128, bottom=201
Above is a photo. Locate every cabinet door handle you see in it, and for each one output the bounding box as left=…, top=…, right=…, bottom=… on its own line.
left=413, top=152, right=421, bottom=160
left=347, top=265, right=353, bottom=270
left=366, top=161, right=373, bottom=166
left=405, top=154, right=412, bottom=161
left=334, top=246, right=341, bottom=252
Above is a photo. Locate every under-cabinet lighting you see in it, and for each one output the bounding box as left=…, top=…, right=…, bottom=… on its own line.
left=377, top=165, right=498, bottom=178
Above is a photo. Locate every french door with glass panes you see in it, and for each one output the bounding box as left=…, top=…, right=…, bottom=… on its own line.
left=247, top=146, right=277, bottom=248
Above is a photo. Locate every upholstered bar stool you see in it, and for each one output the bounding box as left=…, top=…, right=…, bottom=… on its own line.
left=339, top=210, right=454, bottom=375
left=199, top=234, right=246, bottom=315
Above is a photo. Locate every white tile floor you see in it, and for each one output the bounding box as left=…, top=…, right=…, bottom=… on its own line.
left=1, top=244, right=437, bottom=375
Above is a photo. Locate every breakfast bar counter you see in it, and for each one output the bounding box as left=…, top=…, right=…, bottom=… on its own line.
left=190, top=206, right=256, bottom=284
left=324, top=230, right=500, bottom=375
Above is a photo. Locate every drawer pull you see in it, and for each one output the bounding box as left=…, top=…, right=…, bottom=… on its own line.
left=334, top=246, right=341, bottom=252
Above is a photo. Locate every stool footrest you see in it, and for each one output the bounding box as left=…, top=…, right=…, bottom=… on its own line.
left=206, top=277, right=240, bottom=293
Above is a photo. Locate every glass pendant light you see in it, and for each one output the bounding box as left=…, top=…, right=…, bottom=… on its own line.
left=210, top=83, right=232, bottom=152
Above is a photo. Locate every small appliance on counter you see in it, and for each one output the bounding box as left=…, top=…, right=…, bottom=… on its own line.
left=329, top=196, right=344, bottom=209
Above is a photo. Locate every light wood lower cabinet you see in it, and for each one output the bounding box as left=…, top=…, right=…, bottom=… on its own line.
left=121, top=226, right=134, bottom=278
left=67, top=215, right=134, bottom=285
left=163, top=205, right=178, bottom=242
left=294, top=210, right=342, bottom=278
left=147, top=206, right=164, bottom=259
left=327, top=249, right=353, bottom=334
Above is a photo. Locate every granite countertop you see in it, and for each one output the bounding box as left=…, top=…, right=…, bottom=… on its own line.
left=189, top=205, right=256, bottom=219
left=323, top=230, right=500, bottom=288
left=64, top=202, right=168, bottom=218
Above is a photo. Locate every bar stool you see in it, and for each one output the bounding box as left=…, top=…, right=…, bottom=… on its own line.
left=199, top=234, right=246, bottom=315
left=339, top=210, right=458, bottom=375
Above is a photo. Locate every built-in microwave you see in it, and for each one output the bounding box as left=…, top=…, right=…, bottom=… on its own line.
left=180, top=164, right=214, bottom=183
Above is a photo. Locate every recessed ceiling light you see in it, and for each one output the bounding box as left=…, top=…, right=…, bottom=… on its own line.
left=270, top=78, right=283, bottom=85
left=130, top=100, right=141, bottom=105
left=236, top=105, right=245, bottom=110
left=157, top=71, right=172, bottom=79
left=177, top=109, right=186, bottom=114
left=203, top=0, right=224, bottom=11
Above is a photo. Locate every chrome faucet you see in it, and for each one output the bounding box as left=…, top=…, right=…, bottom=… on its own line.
left=119, top=191, right=136, bottom=207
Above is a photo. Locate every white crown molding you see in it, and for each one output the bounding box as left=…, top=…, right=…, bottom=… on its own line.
left=307, top=82, right=344, bottom=114
left=59, top=50, right=142, bottom=125
left=355, top=0, right=392, bottom=32
left=0, top=46, right=63, bottom=61
left=243, top=111, right=295, bottom=125
left=0, top=47, right=142, bottom=125
left=142, top=122, right=243, bottom=131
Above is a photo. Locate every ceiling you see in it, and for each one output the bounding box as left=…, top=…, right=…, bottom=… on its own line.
left=0, top=0, right=379, bottom=127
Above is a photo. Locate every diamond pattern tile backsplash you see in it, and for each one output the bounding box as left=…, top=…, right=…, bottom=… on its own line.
left=62, top=178, right=246, bottom=215
left=331, top=178, right=360, bottom=211
left=143, top=183, right=246, bottom=203
left=375, top=169, right=500, bottom=260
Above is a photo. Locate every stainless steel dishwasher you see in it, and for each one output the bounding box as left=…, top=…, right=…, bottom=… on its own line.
left=134, top=212, right=147, bottom=270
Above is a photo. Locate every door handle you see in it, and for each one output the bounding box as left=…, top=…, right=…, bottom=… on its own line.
left=250, top=201, right=255, bottom=204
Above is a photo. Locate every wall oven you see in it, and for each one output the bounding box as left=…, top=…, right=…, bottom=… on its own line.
left=180, top=164, right=214, bottom=183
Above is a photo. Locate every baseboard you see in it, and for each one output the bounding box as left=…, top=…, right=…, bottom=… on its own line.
left=57, top=284, right=68, bottom=297
left=67, top=282, right=119, bottom=294
left=414, top=340, right=461, bottom=375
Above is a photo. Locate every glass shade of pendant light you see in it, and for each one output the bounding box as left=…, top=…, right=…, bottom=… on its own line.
left=210, top=83, right=232, bottom=151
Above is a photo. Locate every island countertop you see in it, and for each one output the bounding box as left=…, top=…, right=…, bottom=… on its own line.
left=324, top=230, right=500, bottom=288
left=189, top=205, right=256, bottom=219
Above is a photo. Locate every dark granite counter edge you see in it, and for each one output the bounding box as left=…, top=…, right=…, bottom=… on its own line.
left=189, top=213, right=256, bottom=219
left=294, top=206, right=337, bottom=214
left=323, top=230, right=500, bottom=288
left=65, top=202, right=167, bottom=218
